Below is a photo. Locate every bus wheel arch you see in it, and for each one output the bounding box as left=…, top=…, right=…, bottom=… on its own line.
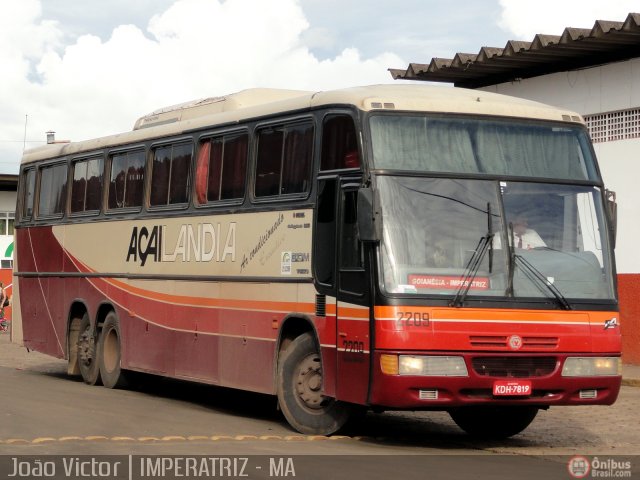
left=276, top=327, right=350, bottom=435
left=275, top=315, right=322, bottom=394
left=98, top=310, right=128, bottom=389
left=276, top=315, right=316, bottom=360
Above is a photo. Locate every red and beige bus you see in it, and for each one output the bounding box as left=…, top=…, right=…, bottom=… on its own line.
left=12, top=85, right=621, bottom=438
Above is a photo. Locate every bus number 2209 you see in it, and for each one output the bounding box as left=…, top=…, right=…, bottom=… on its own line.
left=396, top=311, right=430, bottom=329
left=343, top=340, right=365, bottom=353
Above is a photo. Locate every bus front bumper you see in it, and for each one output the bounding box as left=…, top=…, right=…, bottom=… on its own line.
left=368, top=351, right=622, bottom=409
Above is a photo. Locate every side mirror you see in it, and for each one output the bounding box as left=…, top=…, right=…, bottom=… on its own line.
left=605, top=189, right=617, bottom=248
left=357, top=187, right=381, bottom=242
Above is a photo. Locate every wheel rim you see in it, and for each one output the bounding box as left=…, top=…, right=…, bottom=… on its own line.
left=103, top=327, right=119, bottom=373
left=294, top=353, right=330, bottom=412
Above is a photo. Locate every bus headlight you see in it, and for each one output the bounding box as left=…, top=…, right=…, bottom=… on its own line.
left=386, top=355, right=468, bottom=376
left=561, top=357, right=621, bottom=377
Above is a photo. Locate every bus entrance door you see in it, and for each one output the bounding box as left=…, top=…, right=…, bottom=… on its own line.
left=335, top=183, right=370, bottom=405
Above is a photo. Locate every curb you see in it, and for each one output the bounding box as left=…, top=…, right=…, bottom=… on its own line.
left=621, top=378, right=640, bottom=388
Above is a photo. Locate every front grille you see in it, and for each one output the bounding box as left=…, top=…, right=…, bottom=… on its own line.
left=472, top=357, right=557, bottom=378
left=470, top=336, right=507, bottom=348
left=469, top=335, right=559, bottom=349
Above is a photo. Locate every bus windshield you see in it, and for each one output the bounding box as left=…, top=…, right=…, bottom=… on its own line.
left=378, top=176, right=615, bottom=303
left=370, top=114, right=598, bottom=181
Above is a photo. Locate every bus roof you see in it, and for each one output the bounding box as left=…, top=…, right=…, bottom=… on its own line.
left=21, top=84, right=585, bottom=165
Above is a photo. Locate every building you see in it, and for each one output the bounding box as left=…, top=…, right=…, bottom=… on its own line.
left=0, top=174, right=17, bottom=266
left=0, top=174, right=17, bottom=315
left=390, top=13, right=640, bottom=364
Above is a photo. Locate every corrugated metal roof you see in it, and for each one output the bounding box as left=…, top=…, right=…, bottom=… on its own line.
left=390, top=13, right=640, bottom=88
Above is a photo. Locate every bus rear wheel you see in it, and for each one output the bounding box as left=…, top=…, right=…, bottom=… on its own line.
left=98, top=313, right=127, bottom=389
left=77, top=313, right=101, bottom=385
left=277, top=332, right=350, bottom=435
left=449, top=406, right=539, bottom=439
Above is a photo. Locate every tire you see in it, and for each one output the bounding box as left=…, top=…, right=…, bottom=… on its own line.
left=77, top=313, right=101, bottom=385
left=98, top=312, right=128, bottom=389
left=276, top=332, right=350, bottom=435
left=67, top=316, right=81, bottom=376
left=449, top=406, right=539, bottom=439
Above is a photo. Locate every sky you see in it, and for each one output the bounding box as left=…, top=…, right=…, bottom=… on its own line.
left=0, top=0, right=637, bottom=173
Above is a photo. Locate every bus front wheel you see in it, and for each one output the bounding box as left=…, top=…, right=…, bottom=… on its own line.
left=77, top=313, right=101, bottom=386
left=449, top=406, right=539, bottom=439
left=98, top=312, right=127, bottom=389
left=276, top=332, right=350, bottom=435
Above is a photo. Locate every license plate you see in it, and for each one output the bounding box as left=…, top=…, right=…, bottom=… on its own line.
left=493, top=380, right=532, bottom=396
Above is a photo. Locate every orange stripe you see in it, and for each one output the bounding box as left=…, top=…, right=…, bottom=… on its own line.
left=374, top=305, right=614, bottom=324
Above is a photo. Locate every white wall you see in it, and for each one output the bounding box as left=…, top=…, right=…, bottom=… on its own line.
left=593, top=139, right=640, bottom=274
left=481, top=58, right=640, bottom=115
left=480, top=59, right=640, bottom=274
left=0, top=191, right=16, bottom=213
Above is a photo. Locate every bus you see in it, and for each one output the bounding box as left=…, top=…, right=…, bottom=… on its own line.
left=12, top=85, right=621, bottom=438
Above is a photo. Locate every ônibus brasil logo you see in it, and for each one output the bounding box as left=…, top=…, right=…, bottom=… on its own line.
left=567, top=456, right=590, bottom=478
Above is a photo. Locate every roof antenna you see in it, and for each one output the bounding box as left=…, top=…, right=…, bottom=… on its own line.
left=23, top=114, right=28, bottom=151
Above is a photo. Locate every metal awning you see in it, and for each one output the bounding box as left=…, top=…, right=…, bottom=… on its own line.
left=390, top=13, right=640, bottom=88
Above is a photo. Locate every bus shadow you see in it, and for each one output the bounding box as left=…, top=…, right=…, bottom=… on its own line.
left=121, top=371, right=282, bottom=423
left=36, top=367, right=601, bottom=450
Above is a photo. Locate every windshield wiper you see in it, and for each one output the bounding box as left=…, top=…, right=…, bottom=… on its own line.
left=450, top=203, right=494, bottom=308
left=504, top=223, right=571, bottom=310
left=513, top=254, right=572, bottom=310
left=506, top=222, right=516, bottom=297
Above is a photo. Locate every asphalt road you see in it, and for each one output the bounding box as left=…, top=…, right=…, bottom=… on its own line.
left=1, top=333, right=638, bottom=479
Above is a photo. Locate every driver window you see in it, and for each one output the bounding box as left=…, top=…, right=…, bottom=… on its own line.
left=321, top=115, right=360, bottom=171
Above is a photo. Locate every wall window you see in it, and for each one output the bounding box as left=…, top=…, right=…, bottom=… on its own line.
left=0, top=212, right=15, bottom=235
left=108, top=150, right=145, bottom=210
left=70, top=157, right=104, bottom=214
left=321, top=115, right=359, bottom=171
left=38, top=163, right=68, bottom=217
left=196, top=133, right=248, bottom=204
left=150, top=142, right=192, bottom=207
left=255, top=122, right=313, bottom=198
left=22, top=168, right=36, bottom=219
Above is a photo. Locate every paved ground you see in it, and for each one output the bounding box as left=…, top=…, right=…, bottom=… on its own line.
left=1, top=328, right=639, bottom=458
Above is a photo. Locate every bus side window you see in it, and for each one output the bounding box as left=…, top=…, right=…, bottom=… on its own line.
left=321, top=115, right=359, bottom=171
left=220, top=134, right=248, bottom=200
left=196, top=133, right=248, bottom=205
left=70, top=157, right=103, bottom=214
left=108, top=150, right=145, bottom=210
left=282, top=123, right=313, bottom=194
left=195, top=140, right=210, bottom=204
left=255, top=128, right=283, bottom=197
left=150, top=142, right=192, bottom=207
left=255, top=122, right=313, bottom=198
left=38, top=163, right=68, bottom=218
left=21, top=168, right=36, bottom=220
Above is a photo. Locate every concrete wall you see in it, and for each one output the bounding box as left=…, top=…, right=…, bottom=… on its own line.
left=481, top=58, right=640, bottom=363
left=0, top=191, right=16, bottom=213
left=480, top=58, right=640, bottom=115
